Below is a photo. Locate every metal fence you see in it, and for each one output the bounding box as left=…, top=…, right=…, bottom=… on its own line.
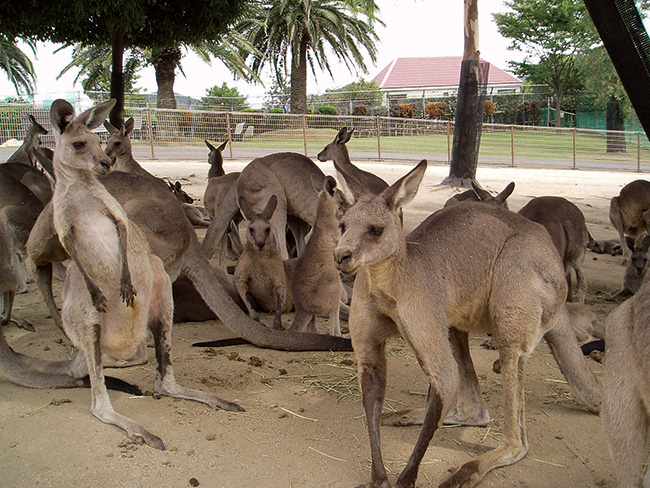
left=1, top=104, right=650, bottom=172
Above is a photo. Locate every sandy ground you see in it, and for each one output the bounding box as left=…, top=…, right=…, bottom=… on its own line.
left=0, top=159, right=639, bottom=488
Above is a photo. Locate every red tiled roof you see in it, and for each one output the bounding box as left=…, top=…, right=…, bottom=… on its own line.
left=372, top=56, right=521, bottom=89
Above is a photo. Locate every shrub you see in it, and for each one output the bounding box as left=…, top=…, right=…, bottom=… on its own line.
left=425, top=101, right=447, bottom=118
left=270, top=107, right=284, bottom=114
left=394, top=103, right=415, bottom=118
left=353, top=104, right=368, bottom=116
left=484, top=100, right=496, bottom=115
left=317, top=105, right=338, bottom=115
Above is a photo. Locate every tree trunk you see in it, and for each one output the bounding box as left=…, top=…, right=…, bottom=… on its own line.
left=444, top=0, right=480, bottom=187
left=290, top=35, right=308, bottom=114
left=155, top=47, right=181, bottom=109
left=606, top=99, right=627, bottom=153
left=555, top=92, right=563, bottom=127
left=108, top=26, right=125, bottom=128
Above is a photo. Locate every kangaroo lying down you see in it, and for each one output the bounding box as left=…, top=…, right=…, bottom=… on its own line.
left=334, top=161, right=601, bottom=488
left=1, top=99, right=243, bottom=449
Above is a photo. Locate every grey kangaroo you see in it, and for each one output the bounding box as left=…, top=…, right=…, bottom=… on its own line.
left=333, top=161, right=601, bottom=488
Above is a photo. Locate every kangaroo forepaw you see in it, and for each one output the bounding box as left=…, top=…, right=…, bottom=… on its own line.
left=130, top=430, right=165, bottom=451
left=120, top=280, right=137, bottom=307
left=91, top=289, right=107, bottom=313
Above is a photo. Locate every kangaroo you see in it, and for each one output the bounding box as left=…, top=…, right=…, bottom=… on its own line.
left=234, top=195, right=292, bottom=330
left=5, top=114, right=48, bottom=166
left=317, top=127, right=388, bottom=194
left=518, top=196, right=590, bottom=303
left=25, top=147, right=351, bottom=353
left=333, top=161, right=601, bottom=488
left=609, top=234, right=650, bottom=301
left=288, top=175, right=343, bottom=337
left=205, top=139, right=229, bottom=179
left=587, top=237, right=622, bottom=255
left=601, top=268, right=650, bottom=487
left=202, top=152, right=324, bottom=261
left=0, top=166, right=44, bottom=330
left=444, top=181, right=514, bottom=208
left=609, top=179, right=650, bottom=260
left=0, top=161, right=53, bottom=206
left=103, top=118, right=151, bottom=177
left=2, top=98, right=247, bottom=449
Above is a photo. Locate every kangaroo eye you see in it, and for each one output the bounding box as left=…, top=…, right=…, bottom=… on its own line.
left=114, top=141, right=121, bottom=146
left=369, top=225, right=383, bottom=236
left=72, top=141, right=85, bottom=149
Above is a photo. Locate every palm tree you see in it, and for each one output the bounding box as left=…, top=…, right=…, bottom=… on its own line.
left=59, top=33, right=260, bottom=109
left=238, top=0, right=381, bottom=113
left=0, top=36, right=37, bottom=96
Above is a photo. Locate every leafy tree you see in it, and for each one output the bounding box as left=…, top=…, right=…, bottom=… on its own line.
left=0, top=1, right=248, bottom=126
left=318, top=78, right=384, bottom=114
left=199, top=82, right=249, bottom=111
left=237, top=0, right=381, bottom=114
left=494, top=0, right=588, bottom=127
left=0, top=36, right=36, bottom=96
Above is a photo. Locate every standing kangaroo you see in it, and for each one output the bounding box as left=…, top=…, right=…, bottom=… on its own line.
left=288, top=175, right=343, bottom=337
left=317, top=127, right=388, bottom=194
left=5, top=114, right=48, bottom=166
left=518, top=196, right=590, bottom=303
left=609, top=179, right=650, bottom=259
left=602, top=264, right=650, bottom=487
left=234, top=195, right=292, bottom=330
left=28, top=98, right=242, bottom=448
left=334, top=161, right=601, bottom=488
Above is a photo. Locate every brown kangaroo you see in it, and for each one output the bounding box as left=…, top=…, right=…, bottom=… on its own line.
left=601, top=268, right=650, bottom=487
left=0, top=166, right=44, bottom=330
left=5, top=114, right=48, bottom=166
left=288, top=175, right=344, bottom=337
left=609, top=179, right=650, bottom=260
left=518, top=196, right=590, bottom=303
left=202, top=152, right=324, bottom=261
left=234, top=195, right=292, bottom=330
left=444, top=181, right=514, bottom=208
left=333, top=161, right=601, bottom=488
left=3, top=98, right=245, bottom=449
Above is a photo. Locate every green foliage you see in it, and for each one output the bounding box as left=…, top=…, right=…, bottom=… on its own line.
left=199, top=82, right=249, bottom=111
left=317, top=105, right=338, bottom=115
left=270, top=107, right=285, bottom=113
left=237, top=0, right=382, bottom=113
left=0, top=36, right=36, bottom=95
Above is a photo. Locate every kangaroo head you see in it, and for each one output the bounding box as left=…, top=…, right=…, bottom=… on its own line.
left=167, top=180, right=194, bottom=204
left=27, top=114, right=48, bottom=136
left=240, top=195, right=278, bottom=251
left=334, top=160, right=426, bottom=275
left=627, top=234, right=650, bottom=274
left=104, top=117, right=135, bottom=160
left=471, top=181, right=514, bottom=208
left=205, top=140, right=228, bottom=177
left=317, top=127, right=354, bottom=162
left=50, top=98, right=116, bottom=176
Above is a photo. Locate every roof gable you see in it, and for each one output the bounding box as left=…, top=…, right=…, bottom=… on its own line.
left=372, top=56, right=521, bottom=90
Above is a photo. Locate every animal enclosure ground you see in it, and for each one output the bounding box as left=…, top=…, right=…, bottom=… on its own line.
left=0, top=160, right=637, bottom=487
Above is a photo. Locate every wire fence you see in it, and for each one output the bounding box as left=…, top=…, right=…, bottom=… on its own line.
left=1, top=104, right=649, bottom=173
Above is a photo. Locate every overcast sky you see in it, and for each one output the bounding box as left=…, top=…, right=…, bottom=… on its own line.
left=0, top=0, right=523, bottom=102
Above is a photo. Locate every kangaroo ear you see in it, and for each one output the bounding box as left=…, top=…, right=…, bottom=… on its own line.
left=641, top=234, right=650, bottom=252
left=205, top=140, right=216, bottom=152
left=311, top=174, right=324, bottom=193
left=383, top=160, right=427, bottom=212
left=495, top=182, right=515, bottom=204
left=334, top=161, right=365, bottom=204
left=342, top=128, right=354, bottom=144
left=324, top=175, right=337, bottom=196
left=626, top=235, right=637, bottom=251
left=75, top=99, right=116, bottom=131
left=470, top=180, right=491, bottom=202
left=261, top=195, right=278, bottom=220
left=124, top=117, right=135, bottom=136
left=103, top=120, right=118, bottom=134
left=335, top=127, right=348, bottom=144
left=50, top=99, right=76, bottom=134
left=218, top=140, right=228, bottom=152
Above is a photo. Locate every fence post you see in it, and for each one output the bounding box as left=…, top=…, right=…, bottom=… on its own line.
left=302, top=114, right=308, bottom=156
left=510, top=125, right=515, bottom=167
left=146, top=106, right=155, bottom=160
left=447, top=120, right=451, bottom=164
left=376, top=116, right=382, bottom=161
left=638, top=131, right=642, bottom=172
left=572, top=127, right=577, bottom=170
left=226, top=112, right=233, bottom=160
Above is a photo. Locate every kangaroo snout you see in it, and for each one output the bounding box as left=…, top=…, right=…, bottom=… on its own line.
left=334, top=248, right=353, bottom=271
left=100, top=157, right=114, bottom=173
